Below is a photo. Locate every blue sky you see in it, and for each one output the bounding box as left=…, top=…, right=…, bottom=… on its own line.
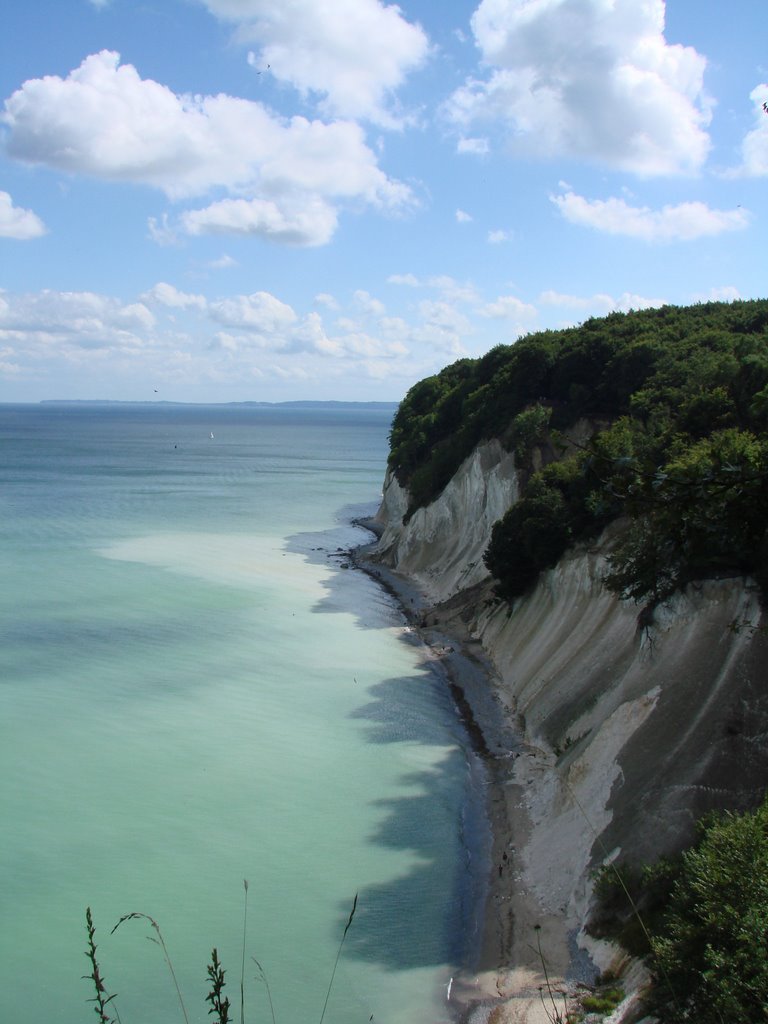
left=1, top=0, right=766, bottom=403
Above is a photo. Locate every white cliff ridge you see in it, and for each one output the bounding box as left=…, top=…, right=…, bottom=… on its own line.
left=366, top=441, right=768, bottom=1023
left=374, top=440, right=518, bottom=604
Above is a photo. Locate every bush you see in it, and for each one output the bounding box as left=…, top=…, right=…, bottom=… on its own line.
left=650, top=800, right=768, bottom=1022
left=579, top=987, right=624, bottom=1015
left=484, top=476, right=573, bottom=600
left=507, top=403, right=552, bottom=464
left=604, top=429, right=768, bottom=604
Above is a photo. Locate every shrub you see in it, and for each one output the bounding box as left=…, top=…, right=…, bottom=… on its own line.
left=650, top=801, right=768, bottom=1022
left=579, top=987, right=624, bottom=1015
left=507, top=403, right=552, bottom=464
left=484, top=476, right=573, bottom=600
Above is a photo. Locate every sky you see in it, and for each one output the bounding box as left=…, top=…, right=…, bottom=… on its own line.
left=1, top=0, right=767, bottom=404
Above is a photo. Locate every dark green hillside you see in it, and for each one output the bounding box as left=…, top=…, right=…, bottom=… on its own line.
left=388, top=299, right=768, bottom=605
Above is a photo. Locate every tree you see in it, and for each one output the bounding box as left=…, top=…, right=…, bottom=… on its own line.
left=651, top=801, right=768, bottom=1022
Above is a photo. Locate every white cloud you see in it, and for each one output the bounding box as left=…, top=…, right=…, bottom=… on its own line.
left=487, top=228, right=510, bottom=243
left=332, top=328, right=407, bottom=359
left=415, top=299, right=475, bottom=356
left=199, top=0, right=429, bottom=126
left=385, top=273, right=479, bottom=304
left=0, top=191, right=46, bottom=239
left=290, top=312, right=345, bottom=356
left=119, top=303, right=156, bottom=331
left=418, top=299, right=473, bottom=333
left=539, top=289, right=613, bottom=310
left=377, top=299, right=473, bottom=357
left=539, top=289, right=665, bottom=315
left=147, top=214, right=178, bottom=246
left=603, top=292, right=666, bottom=313
left=479, top=295, right=537, bottom=319
left=690, top=285, right=742, bottom=304
left=3, top=51, right=412, bottom=245
left=427, top=275, right=480, bottom=304
left=314, top=293, right=339, bottom=310
left=208, top=254, right=237, bottom=269
left=335, top=316, right=359, bottom=333
left=736, top=84, right=768, bottom=177
left=181, top=196, right=338, bottom=247
left=269, top=364, right=312, bottom=381
left=211, top=331, right=241, bottom=353
left=457, top=136, right=490, bottom=156
left=552, top=191, right=748, bottom=241
left=0, top=283, right=457, bottom=396
left=455, top=208, right=473, bottom=222
left=478, top=294, right=537, bottom=338
left=141, top=283, right=207, bottom=310
left=353, top=289, right=386, bottom=316
left=208, top=312, right=349, bottom=357
left=0, top=290, right=155, bottom=349
left=380, top=315, right=465, bottom=358
left=208, top=291, right=297, bottom=335
left=446, top=0, right=711, bottom=176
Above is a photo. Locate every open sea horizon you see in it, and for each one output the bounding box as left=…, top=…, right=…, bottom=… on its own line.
left=0, top=402, right=488, bottom=1024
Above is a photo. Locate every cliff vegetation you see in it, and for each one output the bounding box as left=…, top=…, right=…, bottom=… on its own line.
left=387, top=299, right=768, bottom=605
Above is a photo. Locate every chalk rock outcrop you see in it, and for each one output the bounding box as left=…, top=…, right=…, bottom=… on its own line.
left=374, top=439, right=518, bottom=604
left=371, top=439, right=768, bottom=991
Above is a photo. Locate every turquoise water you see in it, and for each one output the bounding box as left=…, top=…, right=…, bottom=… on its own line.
left=0, top=404, right=486, bottom=1024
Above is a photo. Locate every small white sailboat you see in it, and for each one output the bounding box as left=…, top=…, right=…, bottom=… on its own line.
left=210, top=431, right=214, bottom=439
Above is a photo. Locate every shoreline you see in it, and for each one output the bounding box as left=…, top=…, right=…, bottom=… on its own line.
left=350, top=519, right=571, bottom=1024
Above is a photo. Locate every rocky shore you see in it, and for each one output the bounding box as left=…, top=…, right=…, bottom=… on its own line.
left=351, top=460, right=768, bottom=1024
left=352, top=519, right=578, bottom=1024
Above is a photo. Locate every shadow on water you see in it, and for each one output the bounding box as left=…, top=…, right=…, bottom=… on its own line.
left=287, top=519, right=490, bottom=971
left=344, top=676, right=486, bottom=969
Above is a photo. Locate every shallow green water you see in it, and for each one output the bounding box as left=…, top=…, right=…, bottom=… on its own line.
left=0, top=404, right=487, bottom=1024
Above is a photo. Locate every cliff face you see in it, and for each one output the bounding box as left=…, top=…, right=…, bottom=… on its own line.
left=375, top=440, right=519, bottom=604
left=371, top=441, right=768, bottom=988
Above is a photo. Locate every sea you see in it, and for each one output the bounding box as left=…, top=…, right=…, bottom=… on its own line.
left=0, top=402, right=489, bottom=1024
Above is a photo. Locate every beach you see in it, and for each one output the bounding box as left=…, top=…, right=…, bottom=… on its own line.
left=353, top=524, right=574, bottom=1024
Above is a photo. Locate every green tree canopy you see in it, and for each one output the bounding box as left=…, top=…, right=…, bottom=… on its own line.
left=388, top=300, right=768, bottom=604
left=651, top=801, right=768, bottom=1023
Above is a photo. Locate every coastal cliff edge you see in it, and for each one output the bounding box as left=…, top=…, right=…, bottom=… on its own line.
left=357, top=440, right=768, bottom=1024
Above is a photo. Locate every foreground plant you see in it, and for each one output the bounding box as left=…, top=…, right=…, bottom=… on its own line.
left=83, top=890, right=360, bottom=1024
left=319, top=893, right=357, bottom=1024
left=531, top=925, right=570, bottom=1024
left=111, top=912, right=189, bottom=1024
left=83, top=906, right=119, bottom=1024
left=206, top=948, right=231, bottom=1024
left=651, top=800, right=768, bottom=1022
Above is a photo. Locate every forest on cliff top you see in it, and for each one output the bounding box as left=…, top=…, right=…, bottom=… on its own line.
left=388, top=299, right=768, bottom=606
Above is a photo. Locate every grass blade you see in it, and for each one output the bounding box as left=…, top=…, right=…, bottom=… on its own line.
left=241, top=879, right=248, bottom=1024
left=111, top=912, right=190, bottom=1024
left=318, top=893, right=358, bottom=1024
left=252, top=957, right=277, bottom=1024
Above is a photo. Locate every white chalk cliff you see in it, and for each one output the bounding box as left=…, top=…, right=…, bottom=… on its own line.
left=370, top=438, right=768, bottom=1016
left=375, top=440, right=519, bottom=604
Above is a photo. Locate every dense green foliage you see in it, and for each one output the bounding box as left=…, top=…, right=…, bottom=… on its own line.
left=651, top=802, right=768, bottom=1022
left=589, top=801, right=768, bottom=1022
left=388, top=300, right=768, bottom=603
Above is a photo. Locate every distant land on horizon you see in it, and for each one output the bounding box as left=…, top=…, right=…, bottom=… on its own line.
left=35, top=399, right=400, bottom=409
